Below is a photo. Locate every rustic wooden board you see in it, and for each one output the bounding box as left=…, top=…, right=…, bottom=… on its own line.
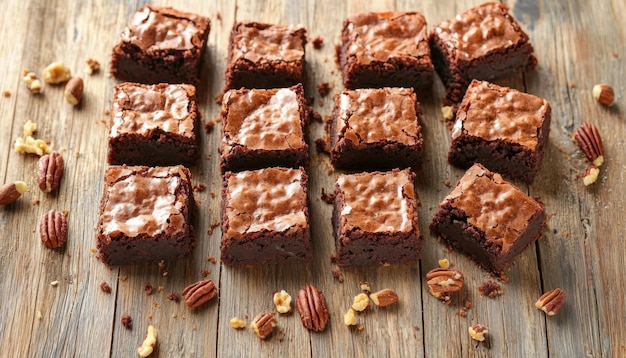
left=0, top=0, right=624, bottom=357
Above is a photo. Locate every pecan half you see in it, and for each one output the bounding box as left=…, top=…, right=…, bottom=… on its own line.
left=37, top=152, right=64, bottom=193
left=574, top=122, right=605, bottom=166
left=250, top=312, right=277, bottom=339
left=535, top=288, right=565, bottom=316
left=182, top=279, right=217, bottom=308
left=39, top=210, right=68, bottom=248
left=370, top=288, right=399, bottom=307
left=426, top=268, right=464, bottom=301
left=296, top=284, right=329, bottom=332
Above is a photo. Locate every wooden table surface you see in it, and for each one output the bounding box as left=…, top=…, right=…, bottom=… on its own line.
left=0, top=0, right=624, bottom=356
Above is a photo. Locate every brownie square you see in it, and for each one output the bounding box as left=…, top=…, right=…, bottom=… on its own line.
left=330, top=87, right=424, bottom=170
left=221, top=167, right=311, bottom=265
left=107, top=82, right=200, bottom=166
left=430, top=163, right=546, bottom=274
left=225, top=21, right=307, bottom=90
left=339, top=12, right=434, bottom=90
left=448, top=80, right=551, bottom=183
left=110, top=5, right=210, bottom=85
left=220, top=84, right=309, bottom=172
left=97, top=165, right=195, bottom=266
left=333, top=169, right=422, bottom=266
left=429, top=2, right=537, bottom=103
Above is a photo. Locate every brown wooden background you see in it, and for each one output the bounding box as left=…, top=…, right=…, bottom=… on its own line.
left=0, top=0, right=624, bottom=356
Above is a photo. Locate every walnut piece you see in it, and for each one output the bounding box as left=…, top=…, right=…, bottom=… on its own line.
left=229, top=317, right=246, bottom=329
left=438, top=258, right=450, bottom=269
left=14, top=120, right=51, bottom=156
left=273, top=290, right=292, bottom=314
left=344, top=308, right=357, bottom=326
left=43, top=62, right=71, bottom=84
left=137, top=325, right=157, bottom=357
left=469, top=324, right=488, bottom=342
left=351, top=293, right=369, bottom=312
left=85, top=58, right=100, bottom=75
left=22, top=71, right=42, bottom=93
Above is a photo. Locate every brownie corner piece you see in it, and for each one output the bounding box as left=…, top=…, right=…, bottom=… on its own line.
left=330, top=87, right=424, bottom=171
left=220, top=83, right=309, bottom=172
left=448, top=80, right=551, bottom=183
left=96, top=165, right=195, bottom=266
left=221, top=167, right=311, bottom=265
left=429, top=163, right=546, bottom=273
left=429, top=2, right=536, bottom=103
left=225, top=21, right=307, bottom=90
left=110, top=5, right=210, bottom=85
left=107, top=82, right=200, bottom=166
left=340, top=11, right=433, bottom=89
left=333, top=168, right=422, bottom=266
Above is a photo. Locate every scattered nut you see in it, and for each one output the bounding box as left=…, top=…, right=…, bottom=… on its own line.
left=273, top=290, right=292, bottom=314
left=574, top=122, right=605, bottom=167
left=137, top=325, right=157, bottom=357
left=359, top=282, right=371, bottom=293
left=43, top=62, right=71, bottom=84
left=343, top=308, right=357, bottom=326
left=85, top=58, right=100, bottom=75
left=0, top=181, right=28, bottom=206
left=230, top=317, right=246, bottom=329
left=64, top=77, right=84, bottom=105
left=469, top=324, right=488, bottom=342
left=426, top=268, right=464, bottom=302
left=535, top=288, right=565, bottom=316
left=296, top=284, right=330, bottom=332
left=369, top=289, right=399, bottom=307
left=351, top=293, right=370, bottom=312
left=37, top=152, right=64, bottom=193
left=23, top=119, right=37, bottom=137
left=15, top=120, right=51, bottom=156
left=51, top=280, right=59, bottom=286
left=39, top=210, right=68, bottom=249
left=592, top=83, right=615, bottom=106
left=441, top=106, right=454, bottom=120
left=182, top=279, right=217, bottom=308
left=250, top=312, right=277, bottom=339
left=582, top=165, right=600, bottom=186
left=438, top=258, right=450, bottom=269
left=23, top=72, right=42, bottom=93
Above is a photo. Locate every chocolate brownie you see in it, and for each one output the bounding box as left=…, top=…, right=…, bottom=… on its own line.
left=339, top=12, right=434, bottom=90
left=220, top=84, right=309, bottom=172
left=107, top=82, right=200, bottom=166
left=225, top=21, right=307, bottom=90
left=97, top=165, right=195, bottom=266
left=333, top=169, right=422, bottom=266
left=221, top=167, right=311, bottom=265
left=330, top=87, right=424, bottom=170
left=429, top=2, right=537, bottom=103
left=110, top=5, right=210, bottom=85
left=448, top=80, right=551, bottom=183
left=430, top=163, right=546, bottom=273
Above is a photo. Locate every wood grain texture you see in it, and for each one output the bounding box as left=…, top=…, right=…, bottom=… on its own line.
left=0, top=0, right=624, bottom=357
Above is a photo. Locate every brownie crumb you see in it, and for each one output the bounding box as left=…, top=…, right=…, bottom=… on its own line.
left=167, top=292, right=180, bottom=302
left=121, top=314, right=132, bottom=329
left=215, top=92, right=224, bottom=105
left=318, top=99, right=324, bottom=107
left=210, top=191, right=216, bottom=198
left=312, top=36, right=324, bottom=49
left=32, top=199, right=40, bottom=205
left=443, top=180, right=451, bottom=188
left=158, top=260, right=165, bottom=269
left=2, top=90, right=10, bottom=97
left=457, top=309, right=467, bottom=317
left=119, top=275, right=128, bottom=282
left=311, top=110, right=323, bottom=123
left=315, top=137, right=331, bottom=154
left=103, top=109, right=111, bottom=116
left=464, top=299, right=472, bottom=310
left=331, top=269, right=345, bottom=283
left=478, top=280, right=504, bottom=298
left=216, top=11, right=222, bottom=22
left=144, top=282, right=154, bottom=296
left=157, top=286, right=164, bottom=293
left=100, top=281, right=112, bottom=294
left=321, top=188, right=335, bottom=204
left=204, top=120, right=215, bottom=133
left=202, top=269, right=212, bottom=277
left=193, top=183, right=207, bottom=192
left=317, top=82, right=332, bottom=97
left=206, top=256, right=217, bottom=263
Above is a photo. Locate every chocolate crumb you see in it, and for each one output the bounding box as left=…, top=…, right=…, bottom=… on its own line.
left=162, top=270, right=169, bottom=277
left=443, top=180, right=451, bottom=188
left=100, top=281, right=112, bottom=293
left=202, top=269, right=212, bottom=277
left=216, top=11, right=222, bottom=21
left=121, top=314, right=132, bottom=329
left=210, top=191, right=216, bottom=198
left=478, top=280, right=503, bottom=298
left=331, top=269, right=345, bottom=283
left=120, top=275, right=128, bottom=281
left=193, top=183, right=207, bottom=192
left=207, top=256, right=217, bottom=263
left=2, top=90, right=10, bottom=97
left=315, top=137, right=331, bottom=154
left=215, top=92, right=224, bottom=105
left=32, top=199, right=40, bottom=205
left=158, top=260, right=165, bottom=269
left=321, top=188, right=335, bottom=204
left=311, top=110, right=323, bottom=123
left=312, top=36, right=324, bottom=49
left=204, top=120, right=215, bottom=133
left=144, top=282, right=154, bottom=296
left=103, top=109, right=110, bottom=116
left=317, top=82, right=332, bottom=97
left=167, top=292, right=180, bottom=302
